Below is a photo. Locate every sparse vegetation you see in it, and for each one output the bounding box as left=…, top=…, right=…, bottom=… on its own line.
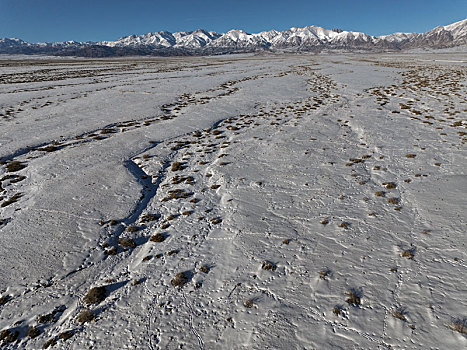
left=6, top=161, right=26, bottom=172
left=150, top=233, right=166, bottom=242
left=448, top=318, right=467, bottom=334
left=28, top=326, right=41, bottom=338
left=43, top=337, right=57, bottom=349
left=345, top=290, right=361, bottom=306
left=392, top=308, right=407, bottom=321
left=77, top=309, right=95, bottom=323
left=119, top=237, right=137, bottom=248
left=244, top=299, right=254, bottom=308
left=0, top=329, right=19, bottom=343
left=83, top=286, right=107, bottom=305
left=200, top=265, right=210, bottom=273
left=171, top=271, right=189, bottom=287
left=58, top=330, right=74, bottom=341
left=262, top=261, right=276, bottom=271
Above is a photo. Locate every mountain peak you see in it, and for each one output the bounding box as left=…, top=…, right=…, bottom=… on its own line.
left=1, top=18, right=465, bottom=56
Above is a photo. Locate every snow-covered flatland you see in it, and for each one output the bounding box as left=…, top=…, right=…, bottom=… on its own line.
left=0, top=53, right=466, bottom=349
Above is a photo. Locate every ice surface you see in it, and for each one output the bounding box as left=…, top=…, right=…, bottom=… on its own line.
left=0, top=53, right=465, bottom=349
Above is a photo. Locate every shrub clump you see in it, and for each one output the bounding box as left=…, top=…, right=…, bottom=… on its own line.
left=171, top=272, right=189, bottom=287
left=6, top=161, right=26, bottom=172
left=118, top=237, right=137, bottom=248
left=28, top=326, right=41, bottom=338
left=0, top=329, right=19, bottom=343
left=150, top=233, right=166, bottom=243
left=76, top=309, right=96, bottom=323
left=83, top=286, right=107, bottom=305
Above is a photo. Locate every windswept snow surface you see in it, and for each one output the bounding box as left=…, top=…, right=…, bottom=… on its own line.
left=0, top=53, right=466, bottom=349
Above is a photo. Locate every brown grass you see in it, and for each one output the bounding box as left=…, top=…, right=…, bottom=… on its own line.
left=392, top=308, right=407, bottom=321
left=171, top=272, right=189, bottom=287
left=76, top=309, right=95, bottom=323
left=118, top=237, right=137, bottom=248
left=200, top=265, right=210, bottom=273
left=401, top=249, right=415, bottom=259
left=0, top=329, right=19, bottom=343
left=345, top=290, right=361, bottom=306
left=28, top=326, right=41, bottom=338
left=6, top=161, right=26, bottom=172
left=449, top=318, right=467, bottom=334
left=58, top=330, right=74, bottom=341
left=83, top=286, right=107, bottom=305
left=149, top=233, right=166, bottom=243
left=43, top=337, right=57, bottom=349
left=262, top=261, right=276, bottom=271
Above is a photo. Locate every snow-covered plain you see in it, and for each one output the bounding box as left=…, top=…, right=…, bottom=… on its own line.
left=0, top=53, right=466, bottom=349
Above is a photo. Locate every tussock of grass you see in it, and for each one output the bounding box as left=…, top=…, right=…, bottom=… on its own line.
left=6, top=161, right=26, bottom=172
left=150, top=233, right=166, bottom=243
left=58, top=330, right=74, bottom=341
left=27, top=326, right=41, bottom=338
left=0, top=329, right=19, bottom=343
left=262, top=261, right=276, bottom=271
left=171, top=272, right=189, bottom=287
left=76, top=309, right=95, bottom=323
left=83, top=286, right=107, bottom=305
left=118, top=237, right=137, bottom=248
left=345, top=290, right=361, bottom=306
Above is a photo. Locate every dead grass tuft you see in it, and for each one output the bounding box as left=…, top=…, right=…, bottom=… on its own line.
left=125, top=226, right=140, bottom=233
left=58, top=330, right=74, bottom=341
left=27, top=326, right=41, bottom=338
left=171, top=272, right=189, bottom=287
left=6, top=161, right=26, bottom=172
left=76, top=309, right=95, bottom=323
left=387, top=197, right=400, bottom=204
left=345, top=290, right=361, bottom=306
left=83, top=286, right=107, bottom=305
left=118, top=237, right=137, bottom=248
left=150, top=233, right=166, bottom=243
left=262, top=261, right=276, bottom=271
left=401, top=248, right=415, bottom=260
left=43, top=337, right=57, bottom=349
left=0, top=329, right=19, bottom=343
left=244, top=299, right=254, bottom=308
left=200, top=265, right=210, bottom=273
left=449, top=318, right=467, bottom=334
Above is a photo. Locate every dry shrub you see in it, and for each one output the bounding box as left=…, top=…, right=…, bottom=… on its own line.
left=262, top=261, right=276, bottom=271
left=28, top=326, right=41, bottom=338
left=345, top=290, right=361, bottom=306
left=118, top=237, right=137, bottom=248
left=449, top=318, right=467, bottom=334
left=6, top=161, right=26, bottom=172
left=58, top=330, right=74, bottom=341
left=150, top=233, right=166, bottom=243
left=76, top=309, right=95, bottom=323
left=83, top=286, right=107, bottom=305
left=171, top=272, right=189, bottom=287
left=0, top=329, right=18, bottom=343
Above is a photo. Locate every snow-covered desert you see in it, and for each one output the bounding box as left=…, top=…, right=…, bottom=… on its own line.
left=0, top=52, right=466, bottom=349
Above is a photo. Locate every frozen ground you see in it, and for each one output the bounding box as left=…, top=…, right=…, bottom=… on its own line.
left=0, top=53, right=466, bottom=349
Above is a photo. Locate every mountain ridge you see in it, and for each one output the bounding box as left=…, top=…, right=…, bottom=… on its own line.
left=1, top=19, right=466, bottom=57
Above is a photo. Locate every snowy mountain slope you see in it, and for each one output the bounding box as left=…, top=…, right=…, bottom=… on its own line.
left=1, top=18, right=466, bottom=56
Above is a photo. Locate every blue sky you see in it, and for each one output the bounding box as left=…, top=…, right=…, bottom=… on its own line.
left=1, top=0, right=466, bottom=42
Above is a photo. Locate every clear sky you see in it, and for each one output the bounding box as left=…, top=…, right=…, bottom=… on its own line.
left=1, top=0, right=466, bottom=42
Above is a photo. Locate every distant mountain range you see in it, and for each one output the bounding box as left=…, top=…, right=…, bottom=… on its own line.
left=1, top=19, right=466, bottom=57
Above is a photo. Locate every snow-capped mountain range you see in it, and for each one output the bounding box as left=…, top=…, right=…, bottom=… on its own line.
left=1, top=19, right=466, bottom=56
